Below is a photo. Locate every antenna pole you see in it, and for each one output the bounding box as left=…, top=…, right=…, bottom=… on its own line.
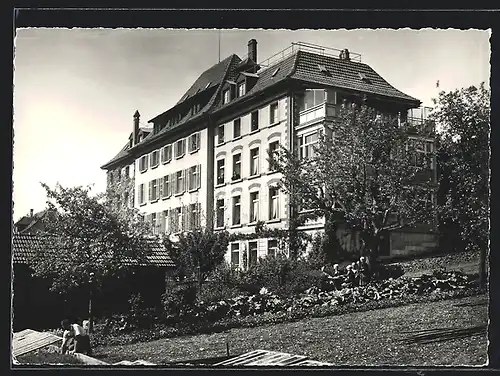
left=218, top=29, right=221, bottom=63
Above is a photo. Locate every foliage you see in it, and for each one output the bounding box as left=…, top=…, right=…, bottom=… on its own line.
left=371, top=263, right=405, bottom=281
left=163, top=228, right=229, bottom=293
left=161, top=280, right=198, bottom=319
left=433, top=83, right=489, bottom=254
left=32, top=183, right=155, bottom=295
left=92, top=269, right=480, bottom=348
left=198, top=263, right=242, bottom=303
left=239, top=254, right=325, bottom=297
left=274, top=104, right=435, bottom=261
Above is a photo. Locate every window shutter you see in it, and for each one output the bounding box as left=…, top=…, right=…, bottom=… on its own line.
left=173, top=173, right=178, bottom=195
left=197, top=165, right=201, bottom=189
left=168, top=210, right=174, bottom=233
left=148, top=181, right=152, bottom=201
left=182, top=169, right=187, bottom=193
left=159, top=177, right=164, bottom=198
left=181, top=205, right=188, bottom=231
left=160, top=211, right=166, bottom=233
left=197, top=203, right=202, bottom=228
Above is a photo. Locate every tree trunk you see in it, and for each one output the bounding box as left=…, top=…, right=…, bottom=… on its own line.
left=479, top=246, right=487, bottom=290
left=88, top=289, right=93, bottom=334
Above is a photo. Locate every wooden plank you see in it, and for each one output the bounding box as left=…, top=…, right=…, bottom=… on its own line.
left=12, top=330, right=62, bottom=357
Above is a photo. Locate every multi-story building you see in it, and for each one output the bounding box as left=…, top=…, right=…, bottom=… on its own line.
left=101, top=39, right=437, bottom=265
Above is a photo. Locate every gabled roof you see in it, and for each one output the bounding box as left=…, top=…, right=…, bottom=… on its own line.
left=101, top=54, right=242, bottom=170
left=175, top=54, right=239, bottom=106
left=214, top=52, right=299, bottom=111
left=140, top=54, right=242, bottom=146
left=100, top=138, right=131, bottom=170
left=291, top=51, right=420, bottom=104
left=12, top=233, right=174, bottom=268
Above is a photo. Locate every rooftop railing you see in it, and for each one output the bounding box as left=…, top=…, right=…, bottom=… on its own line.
left=254, top=42, right=362, bottom=69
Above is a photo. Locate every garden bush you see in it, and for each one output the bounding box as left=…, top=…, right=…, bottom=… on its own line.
left=372, top=263, right=405, bottom=281
left=198, top=263, right=242, bottom=303
left=238, top=254, right=325, bottom=297
left=161, top=279, right=198, bottom=320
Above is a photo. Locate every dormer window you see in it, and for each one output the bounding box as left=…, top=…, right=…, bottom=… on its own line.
left=193, top=103, right=201, bottom=114
left=358, top=72, right=372, bottom=83
left=222, top=89, right=231, bottom=104
left=237, top=82, right=246, bottom=97
left=318, top=64, right=331, bottom=76
left=205, top=81, right=212, bottom=90
left=272, top=67, right=280, bottom=77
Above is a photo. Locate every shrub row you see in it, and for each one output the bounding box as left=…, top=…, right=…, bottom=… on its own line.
left=92, top=269, right=481, bottom=348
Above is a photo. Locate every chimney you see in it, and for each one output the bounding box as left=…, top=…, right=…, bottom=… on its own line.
left=248, top=39, right=257, bottom=63
left=339, top=48, right=351, bottom=61
left=133, top=110, right=140, bottom=146
left=30, top=209, right=34, bottom=217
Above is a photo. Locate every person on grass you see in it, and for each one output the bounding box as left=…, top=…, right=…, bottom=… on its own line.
left=60, top=319, right=92, bottom=356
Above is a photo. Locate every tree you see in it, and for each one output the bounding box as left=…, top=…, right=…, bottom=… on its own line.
left=32, top=183, right=155, bottom=331
left=163, top=228, right=229, bottom=295
left=274, top=104, right=435, bottom=263
left=433, top=83, right=489, bottom=288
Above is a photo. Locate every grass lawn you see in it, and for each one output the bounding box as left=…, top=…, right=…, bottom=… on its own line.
left=93, top=293, right=488, bottom=366
left=17, top=349, right=84, bottom=365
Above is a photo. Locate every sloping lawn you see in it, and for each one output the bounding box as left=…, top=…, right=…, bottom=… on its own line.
left=93, top=294, right=488, bottom=366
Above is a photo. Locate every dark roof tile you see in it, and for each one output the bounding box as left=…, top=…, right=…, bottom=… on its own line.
left=291, top=51, right=420, bottom=104
left=12, top=233, right=174, bottom=268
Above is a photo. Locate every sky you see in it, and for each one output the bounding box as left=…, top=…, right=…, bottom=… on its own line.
left=12, top=28, right=491, bottom=222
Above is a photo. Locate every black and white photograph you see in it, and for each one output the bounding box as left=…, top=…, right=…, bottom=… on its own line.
left=11, top=20, right=491, bottom=368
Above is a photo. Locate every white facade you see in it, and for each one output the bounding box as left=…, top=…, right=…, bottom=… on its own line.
left=213, top=96, right=289, bottom=266
left=134, top=128, right=208, bottom=236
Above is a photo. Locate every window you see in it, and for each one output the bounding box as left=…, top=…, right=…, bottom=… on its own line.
left=299, top=132, right=319, bottom=159
left=189, top=203, right=200, bottom=230
left=149, top=179, right=158, bottom=202
left=176, top=207, right=182, bottom=233
left=250, top=147, right=259, bottom=176
left=270, top=102, right=279, bottom=124
left=160, top=210, right=168, bottom=233
left=176, top=170, right=185, bottom=194
left=301, top=89, right=326, bottom=111
left=408, top=138, right=434, bottom=169
left=192, top=103, right=201, bottom=114
left=248, top=241, right=258, bottom=267
left=251, top=111, right=259, bottom=132
left=216, top=199, right=225, bottom=228
left=218, top=124, right=225, bottom=144
left=189, top=133, right=200, bottom=153
left=139, top=155, right=148, bottom=172
left=268, top=141, right=279, bottom=171
left=216, top=158, right=225, bottom=185
left=269, top=187, right=279, bottom=220
left=232, top=195, right=241, bottom=226
left=231, top=243, right=240, bottom=266
left=250, top=191, right=259, bottom=223
left=232, top=153, right=242, bottom=180
left=124, top=166, right=130, bottom=179
left=188, top=165, right=201, bottom=191
left=268, top=239, right=278, bottom=257
left=237, top=82, right=245, bottom=97
left=150, top=150, right=159, bottom=168
left=271, top=67, right=280, bottom=77
left=175, top=139, right=186, bottom=159
left=138, top=183, right=145, bottom=205
left=222, top=89, right=230, bottom=104
left=161, top=145, right=172, bottom=164
left=162, top=175, right=171, bottom=198
left=233, top=118, right=241, bottom=139
left=151, top=213, right=158, bottom=235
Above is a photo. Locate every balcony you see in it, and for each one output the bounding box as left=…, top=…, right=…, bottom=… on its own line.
left=299, top=103, right=338, bottom=125
left=402, top=117, right=436, bottom=136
